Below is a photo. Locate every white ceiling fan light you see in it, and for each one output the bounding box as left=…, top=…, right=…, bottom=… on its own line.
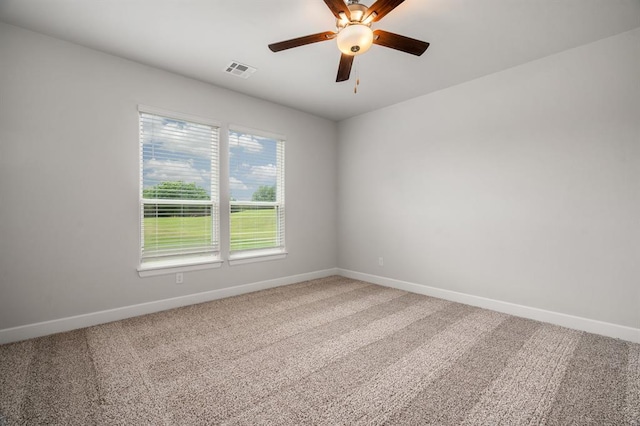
left=337, top=24, right=374, bottom=55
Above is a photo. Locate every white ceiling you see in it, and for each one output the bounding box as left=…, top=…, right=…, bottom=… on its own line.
left=1, top=0, right=639, bottom=121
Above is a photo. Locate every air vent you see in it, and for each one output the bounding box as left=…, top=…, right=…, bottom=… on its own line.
left=224, top=61, right=257, bottom=79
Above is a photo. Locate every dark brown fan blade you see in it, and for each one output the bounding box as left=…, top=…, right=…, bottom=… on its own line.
left=362, top=0, right=405, bottom=23
left=372, top=29, right=429, bottom=56
left=323, top=0, right=351, bottom=20
left=336, top=53, right=354, bottom=82
left=268, top=31, right=336, bottom=52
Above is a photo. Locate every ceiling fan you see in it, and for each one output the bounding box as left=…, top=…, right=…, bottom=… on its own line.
left=268, top=0, right=429, bottom=83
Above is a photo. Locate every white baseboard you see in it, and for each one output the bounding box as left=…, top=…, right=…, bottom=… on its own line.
left=3, top=267, right=637, bottom=345
left=339, top=269, right=640, bottom=344
left=0, top=268, right=339, bottom=345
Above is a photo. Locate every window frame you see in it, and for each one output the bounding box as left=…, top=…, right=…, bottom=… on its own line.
left=137, top=105, right=223, bottom=277
left=228, top=125, right=287, bottom=265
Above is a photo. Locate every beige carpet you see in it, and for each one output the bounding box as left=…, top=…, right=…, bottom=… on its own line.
left=0, top=276, right=638, bottom=425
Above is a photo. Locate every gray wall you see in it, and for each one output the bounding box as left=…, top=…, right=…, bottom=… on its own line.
left=0, top=23, right=338, bottom=329
left=338, top=29, right=640, bottom=329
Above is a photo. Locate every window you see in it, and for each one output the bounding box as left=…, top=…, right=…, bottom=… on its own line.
left=228, top=128, right=285, bottom=263
left=138, top=107, right=220, bottom=273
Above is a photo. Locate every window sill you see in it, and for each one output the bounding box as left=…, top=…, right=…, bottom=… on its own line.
left=138, top=257, right=223, bottom=277
left=228, top=249, right=288, bottom=266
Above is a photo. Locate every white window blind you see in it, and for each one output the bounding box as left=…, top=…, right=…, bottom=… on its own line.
left=139, top=109, right=219, bottom=266
left=229, top=129, right=285, bottom=254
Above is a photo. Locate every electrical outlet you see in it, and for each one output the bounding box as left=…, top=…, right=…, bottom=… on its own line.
left=176, top=272, right=184, bottom=284
left=378, top=257, right=384, bottom=267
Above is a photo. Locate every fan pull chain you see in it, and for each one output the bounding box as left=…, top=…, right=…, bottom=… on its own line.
left=354, top=58, right=360, bottom=94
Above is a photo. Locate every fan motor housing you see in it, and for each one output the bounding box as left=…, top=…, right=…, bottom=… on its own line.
left=347, top=3, right=368, bottom=24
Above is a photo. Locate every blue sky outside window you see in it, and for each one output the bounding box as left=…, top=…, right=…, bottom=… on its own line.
left=228, top=130, right=278, bottom=202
